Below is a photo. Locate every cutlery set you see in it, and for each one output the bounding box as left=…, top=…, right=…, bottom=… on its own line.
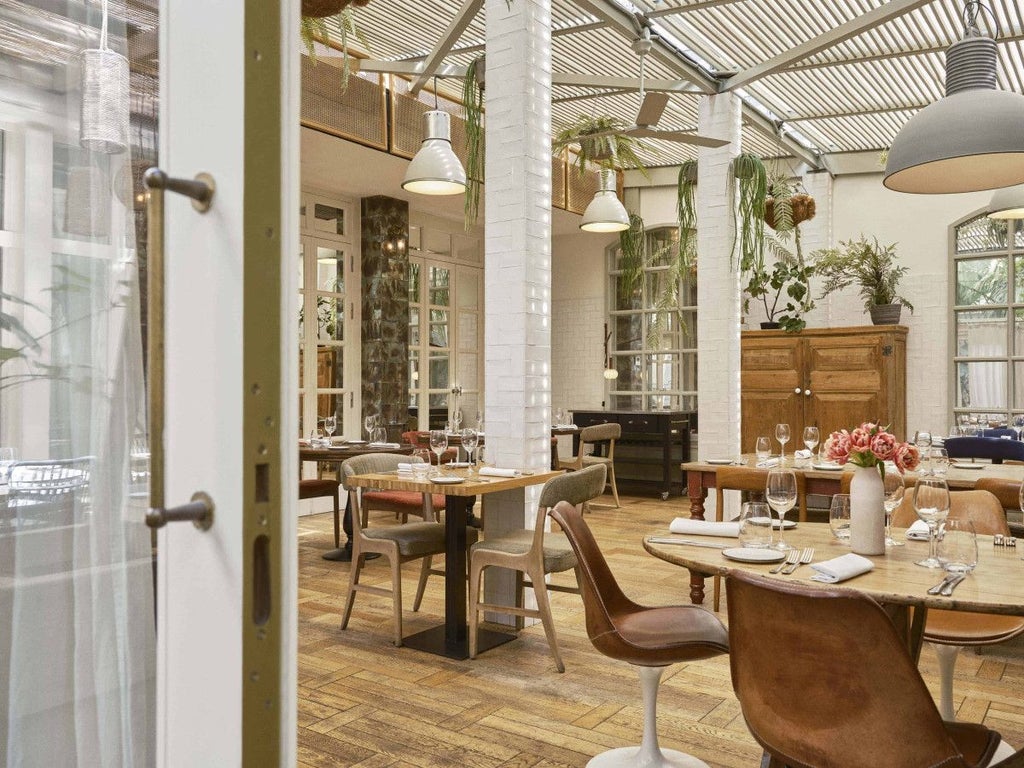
left=927, top=573, right=967, bottom=596
left=769, top=548, right=815, bottom=575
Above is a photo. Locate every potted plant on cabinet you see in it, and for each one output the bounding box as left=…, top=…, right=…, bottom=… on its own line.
left=813, top=236, right=914, bottom=325
left=743, top=252, right=816, bottom=333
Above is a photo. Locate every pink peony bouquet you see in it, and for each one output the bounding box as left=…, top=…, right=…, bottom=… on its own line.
left=823, top=422, right=920, bottom=475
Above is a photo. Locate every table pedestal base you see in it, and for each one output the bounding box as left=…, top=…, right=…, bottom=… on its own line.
left=321, top=543, right=380, bottom=563
left=402, top=625, right=515, bottom=660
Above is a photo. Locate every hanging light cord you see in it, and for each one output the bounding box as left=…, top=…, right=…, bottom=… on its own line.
left=100, top=0, right=110, bottom=51
left=962, top=1, right=999, bottom=38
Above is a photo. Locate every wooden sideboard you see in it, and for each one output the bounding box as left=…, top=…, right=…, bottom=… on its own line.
left=571, top=409, right=695, bottom=499
left=741, top=325, right=907, bottom=451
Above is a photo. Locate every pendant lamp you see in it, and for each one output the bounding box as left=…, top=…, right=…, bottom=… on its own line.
left=883, top=2, right=1024, bottom=194
left=80, top=0, right=129, bottom=154
left=402, top=109, right=467, bottom=196
left=988, top=184, right=1024, bottom=219
left=580, top=169, right=630, bottom=232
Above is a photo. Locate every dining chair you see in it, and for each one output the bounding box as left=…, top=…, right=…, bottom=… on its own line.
left=401, top=430, right=458, bottom=465
left=979, top=428, right=1018, bottom=440
left=725, top=568, right=1020, bottom=768
left=893, top=490, right=1024, bottom=720
left=945, top=436, right=1024, bottom=464
left=299, top=478, right=342, bottom=550
left=468, top=464, right=606, bottom=672
left=558, top=422, right=620, bottom=508
left=549, top=500, right=729, bottom=767
left=974, top=477, right=1024, bottom=536
left=711, top=465, right=807, bottom=611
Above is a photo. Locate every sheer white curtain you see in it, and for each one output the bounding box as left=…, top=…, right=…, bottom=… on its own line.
left=1, top=1, right=155, bottom=764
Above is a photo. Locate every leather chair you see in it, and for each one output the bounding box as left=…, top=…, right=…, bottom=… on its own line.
left=401, top=430, right=458, bottom=465
left=945, top=436, right=1024, bottom=464
left=468, top=464, right=606, bottom=672
left=726, top=568, right=1020, bottom=768
left=974, top=477, right=1024, bottom=537
left=893, top=490, right=1024, bottom=720
left=559, top=422, right=620, bottom=508
left=549, top=501, right=729, bottom=767
left=299, top=478, right=342, bottom=550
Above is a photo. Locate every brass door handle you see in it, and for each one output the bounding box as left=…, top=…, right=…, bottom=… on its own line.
left=144, top=168, right=216, bottom=524
left=146, top=491, right=215, bottom=531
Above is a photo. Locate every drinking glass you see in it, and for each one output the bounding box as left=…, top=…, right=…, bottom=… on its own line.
left=460, top=427, right=479, bottom=472
left=429, top=430, right=449, bottom=473
left=938, top=518, right=978, bottom=575
left=0, top=447, right=15, bottom=486
left=930, top=447, right=949, bottom=476
left=802, top=426, right=819, bottom=459
left=554, top=408, right=564, bottom=426
left=452, top=408, right=464, bottom=432
left=755, top=436, right=771, bottom=465
left=323, top=414, right=337, bottom=443
left=775, top=423, right=791, bottom=463
left=364, top=414, right=377, bottom=441
left=765, top=469, right=797, bottom=550
left=913, top=477, right=951, bottom=568
left=738, top=502, right=773, bottom=548
left=371, top=426, right=388, bottom=444
left=411, top=448, right=432, bottom=479
left=309, top=428, right=326, bottom=448
left=829, top=494, right=851, bottom=541
left=882, top=469, right=905, bottom=547
left=915, top=430, right=933, bottom=475
left=1014, top=415, right=1024, bottom=440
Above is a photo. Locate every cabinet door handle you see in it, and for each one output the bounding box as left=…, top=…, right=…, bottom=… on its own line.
left=805, top=389, right=811, bottom=396
left=794, top=387, right=801, bottom=394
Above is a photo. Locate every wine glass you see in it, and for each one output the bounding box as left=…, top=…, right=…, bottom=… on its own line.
left=554, top=408, right=564, bottom=426
left=913, top=477, right=950, bottom=568
left=323, top=414, right=337, bottom=444
left=914, top=430, right=933, bottom=475
left=775, top=423, right=791, bottom=464
left=461, top=427, right=479, bottom=473
left=829, top=494, right=851, bottom=541
left=452, top=408, right=464, bottom=433
left=882, top=469, right=905, bottom=547
left=364, top=414, right=376, bottom=441
left=429, top=429, right=448, bottom=473
left=765, top=469, right=798, bottom=550
left=802, top=426, right=820, bottom=460
left=754, top=436, right=772, bottom=466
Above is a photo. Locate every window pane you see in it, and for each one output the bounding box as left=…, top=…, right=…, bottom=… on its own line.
left=408, top=261, right=420, bottom=302
left=1016, top=256, right=1024, bottom=303
left=955, top=309, right=1007, bottom=357
left=313, top=296, right=343, bottom=342
left=316, top=247, right=344, bottom=292
left=615, top=315, right=642, bottom=351
left=409, top=308, right=420, bottom=345
left=409, top=357, right=419, bottom=393
left=429, top=309, right=448, bottom=348
left=428, top=354, right=449, bottom=389
left=646, top=353, right=680, bottom=391
left=955, top=361, right=1007, bottom=409
left=614, top=273, right=643, bottom=311
left=611, top=393, right=643, bottom=409
left=956, top=257, right=1007, bottom=305
left=52, top=144, right=110, bottom=243
left=429, top=266, right=450, bottom=306
left=298, top=241, right=304, bottom=287
left=956, top=217, right=1008, bottom=254
left=313, top=203, right=344, bottom=235
left=614, top=354, right=643, bottom=390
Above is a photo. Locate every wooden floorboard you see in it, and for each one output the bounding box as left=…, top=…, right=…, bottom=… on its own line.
left=299, top=493, right=1024, bottom=766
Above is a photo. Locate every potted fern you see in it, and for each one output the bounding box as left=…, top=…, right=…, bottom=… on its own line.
left=553, top=115, right=653, bottom=177
left=813, top=236, right=914, bottom=325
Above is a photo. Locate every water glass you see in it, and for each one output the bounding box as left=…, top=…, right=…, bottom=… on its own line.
left=371, top=426, right=388, bottom=444
left=309, top=428, right=327, bottom=448
left=323, top=414, right=337, bottom=442
left=765, top=469, right=797, bottom=550
left=913, top=477, right=950, bottom=568
left=938, top=518, right=978, bottom=575
left=738, top=501, right=773, bottom=548
left=775, top=423, right=791, bottom=463
left=802, top=426, right=819, bottom=458
left=883, top=469, right=905, bottom=547
left=829, top=494, right=851, bottom=541
left=931, top=447, right=949, bottom=476
left=429, top=429, right=449, bottom=472
left=460, top=427, right=479, bottom=471
left=411, top=449, right=432, bottom=479
left=755, top=436, right=772, bottom=465
left=915, top=430, right=933, bottom=475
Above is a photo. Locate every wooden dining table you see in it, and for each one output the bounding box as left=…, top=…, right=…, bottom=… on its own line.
left=344, top=467, right=561, bottom=660
left=644, top=523, right=1024, bottom=660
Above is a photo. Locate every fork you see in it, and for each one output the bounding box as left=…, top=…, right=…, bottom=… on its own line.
left=782, top=548, right=814, bottom=575
left=770, top=550, right=799, bottom=574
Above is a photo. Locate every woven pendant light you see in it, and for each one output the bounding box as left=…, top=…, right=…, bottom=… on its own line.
left=79, top=0, right=129, bottom=154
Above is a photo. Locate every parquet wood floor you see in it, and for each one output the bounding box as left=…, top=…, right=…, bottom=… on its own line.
left=298, top=494, right=1024, bottom=767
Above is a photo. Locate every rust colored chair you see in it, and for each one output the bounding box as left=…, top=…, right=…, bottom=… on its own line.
left=559, top=422, right=621, bottom=508
left=893, top=490, right=1024, bottom=720
left=974, top=477, right=1024, bottom=537
left=299, top=478, right=342, bottom=550
left=402, top=430, right=458, bottom=465
left=726, top=568, right=1020, bottom=768
left=549, top=501, right=729, bottom=767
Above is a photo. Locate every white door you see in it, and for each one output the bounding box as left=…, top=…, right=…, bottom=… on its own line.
left=156, top=0, right=297, bottom=764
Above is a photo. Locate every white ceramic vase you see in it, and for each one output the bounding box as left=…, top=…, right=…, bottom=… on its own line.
left=850, top=464, right=886, bottom=555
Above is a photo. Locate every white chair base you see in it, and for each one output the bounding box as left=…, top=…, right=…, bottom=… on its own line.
left=586, top=665, right=711, bottom=768
left=932, top=642, right=962, bottom=721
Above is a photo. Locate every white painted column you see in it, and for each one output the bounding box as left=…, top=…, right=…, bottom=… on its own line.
left=696, top=94, right=742, bottom=518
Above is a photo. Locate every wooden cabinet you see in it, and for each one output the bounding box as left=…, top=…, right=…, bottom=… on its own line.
left=741, top=326, right=907, bottom=452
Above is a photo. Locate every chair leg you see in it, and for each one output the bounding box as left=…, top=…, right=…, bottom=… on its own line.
left=412, top=555, right=432, bottom=612
left=332, top=493, right=341, bottom=549
left=390, top=556, right=404, bottom=647
left=530, top=568, right=565, bottom=673
left=340, top=554, right=363, bottom=630
left=713, top=575, right=722, bottom=613
left=933, top=642, right=963, bottom=721
left=608, top=466, right=620, bottom=508
left=469, top=558, right=484, bottom=660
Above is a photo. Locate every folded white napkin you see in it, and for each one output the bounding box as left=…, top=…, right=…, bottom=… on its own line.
left=906, top=520, right=931, bottom=540
left=668, top=518, right=740, bottom=537
left=810, top=553, right=874, bottom=583
left=794, top=449, right=812, bottom=459
left=478, top=467, right=519, bottom=478
left=368, top=442, right=401, bottom=449
left=756, top=457, right=780, bottom=468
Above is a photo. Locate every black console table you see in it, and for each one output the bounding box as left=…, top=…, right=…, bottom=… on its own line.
left=570, top=409, right=696, bottom=500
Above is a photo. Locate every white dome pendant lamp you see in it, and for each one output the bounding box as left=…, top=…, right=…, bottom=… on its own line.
left=402, top=79, right=466, bottom=196
left=580, top=169, right=630, bottom=232
left=884, top=1, right=1024, bottom=194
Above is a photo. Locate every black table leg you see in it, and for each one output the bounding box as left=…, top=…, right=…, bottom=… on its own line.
left=322, top=493, right=380, bottom=562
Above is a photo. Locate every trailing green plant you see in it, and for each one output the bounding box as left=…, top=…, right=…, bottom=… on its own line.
left=462, top=57, right=485, bottom=230
left=553, top=115, right=653, bottom=177
left=676, top=159, right=697, bottom=268
left=743, top=252, right=816, bottom=333
left=813, top=236, right=914, bottom=312
left=300, top=7, right=366, bottom=92
left=618, top=212, right=646, bottom=292
left=729, top=153, right=768, bottom=275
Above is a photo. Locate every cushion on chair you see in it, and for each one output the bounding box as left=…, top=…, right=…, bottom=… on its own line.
left=470, top=530, right=577, bottom=572
left=581, top=455, right=612, bottom=467
left=364, top=522, right=446, bottom=557
left=610, top=605, right=731, bottom=664
left=925, top=610, right=1024, bottom=645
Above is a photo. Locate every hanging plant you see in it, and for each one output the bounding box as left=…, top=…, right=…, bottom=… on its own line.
left=765, top=175, right=816, bottom=232
left=301, top=0, right=369, bottom=16
left=619, top=212, right=646, bottom=292
left=729, top=153, right=767, bottom=275
left=300, top=4, right=367, bottom=92
left=553, top=115, right=654, bottom=177
left=462, top=56, right=485, bottom=230
left=676, top=159, right=698, bottom=269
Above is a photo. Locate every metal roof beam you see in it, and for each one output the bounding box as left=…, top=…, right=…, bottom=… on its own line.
left=552, top=72, right=700, bottom=93
left=787, top=102, right=930, bottom=121
left=357, top=60, right=469, bottom=78
left=742, top=108, right=821, bottom=169
left=721, top=0, right=933, bottom=92
left=647, top=0, right=743, bottom=17
left=552, top=88, right=633, bottom=104
left=396, top=20, right=606, bottom=60
left=408, top=0, right=483, bottom=95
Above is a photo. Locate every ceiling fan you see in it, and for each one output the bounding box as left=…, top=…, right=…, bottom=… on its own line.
left=586, top=27, right=729, bottom=149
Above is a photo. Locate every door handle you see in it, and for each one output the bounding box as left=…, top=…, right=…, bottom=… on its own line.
left=146, top=491, right=215, bottom=531
left=805, top=389, right=811, bottom=396
left=144, top=169, right=216, bottom=524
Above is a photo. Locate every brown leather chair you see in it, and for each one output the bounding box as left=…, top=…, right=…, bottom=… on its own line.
left=974, top=477, right=1024, bottom=537
left=893, top=490, right=1024, bottom=720
left=402, top=430, right=458, bottom=465
left=559, top=422, right=620, bottom=508
left=468, top=465, right=606, bottom=672
left=299, top=478, right=341, bottom=550
left=726, top=569, right=1021, bottom=768
left=549, top=501, right=729, bottom=766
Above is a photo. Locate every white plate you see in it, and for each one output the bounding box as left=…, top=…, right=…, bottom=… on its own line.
left=951, top=462, right=985, bottom=470
left=723, top=547, right=786, bottom=563
left=448, top=462, right=472, bottom=468
left=431, top=477, right=465, bottom=485
left=707, top=459, right=735, bottom=465
left=812, top=463, right=844, bottom=471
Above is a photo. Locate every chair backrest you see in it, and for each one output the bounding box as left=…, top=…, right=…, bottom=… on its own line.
left=340, top=453, right=433, bottom=531
left=538, top=465, right=606, bottom=509
left=980, top=428, right=1018, bottom=440
left=725, top=569, right=996, bottom=768
left=891, top=489, right=1010, bottom=536
left=945, top=436, right=1024, bottom=464
left=579, top=422, right=620, bottom=445
left=8, top=457, right=94, bottom=525
left=715, top=466, right=807, bottom=523
left=974, top=477, right=1021, bottom=516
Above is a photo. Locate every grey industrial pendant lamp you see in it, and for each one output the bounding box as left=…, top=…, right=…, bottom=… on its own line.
left=580, top=169, right=630, bottom=232
left=402, top=80, right=467, bottom=196
left=988, top=184, right=1024, bottom=218
left=883, top=1, right=1024, bottom=194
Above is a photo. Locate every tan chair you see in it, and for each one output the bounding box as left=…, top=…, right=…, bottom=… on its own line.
left=299, top=478, right=341, bottom=550
left=339, top=453, right=448, bottom=646
left=711, top=465, right=807, bottom=611
left=468, top=465, right=606, bottom=672
left=893, top=490, right=1024, bottom=720
left=974, top=477, right=1024, bottom=537
left=549, top=501, right=729, bottom=767
left=726, top=569, right=1020, bottom=768
left=559, top=422, right=620, bottom=508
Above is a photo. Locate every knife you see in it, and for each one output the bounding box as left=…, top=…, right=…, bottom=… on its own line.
left=648, top=537, right=730, bottom=549
left=940, top=574, right=967, bottom=596
left=927, top=573, right=957, bottom=595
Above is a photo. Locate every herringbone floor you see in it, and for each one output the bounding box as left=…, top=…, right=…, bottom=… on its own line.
left=297, top=494, right=1024, bottom=767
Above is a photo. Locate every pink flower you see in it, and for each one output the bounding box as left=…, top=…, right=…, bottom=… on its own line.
left=893, top=443, right=921, bottom=473
left=849, top=427, right=872, bottom=452
left=870, top=432, right=897, bottom=462
left=824, top=430, right=851, bottom=463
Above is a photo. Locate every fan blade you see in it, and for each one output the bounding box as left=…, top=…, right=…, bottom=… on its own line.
left=635, top=92, right=669, bottom=128
left=628, top=127, right=730, bottom=148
